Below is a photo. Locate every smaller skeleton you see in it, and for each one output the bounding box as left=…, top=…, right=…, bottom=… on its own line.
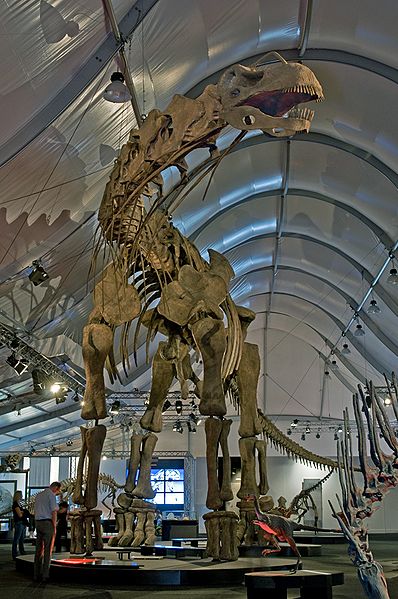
left=249, top=494, right=338, bottom=573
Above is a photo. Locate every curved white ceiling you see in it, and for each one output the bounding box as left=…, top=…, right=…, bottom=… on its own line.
left=0, top=0, right=397, bottom=453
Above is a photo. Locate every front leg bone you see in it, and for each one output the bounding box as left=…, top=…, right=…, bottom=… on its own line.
left=140, top=342, right=174, bottom=432
left=205, top=417, right=223, bottom=509
left=72, top=427, right=87, bottom=505
left=81, top=316, right=113, bottom=421
left=190, top=317, right=227, bottom=416
left=219, top=419, right=234, bottom=502
left=133, top=433, right=158, bottom=499
left=237, top=437, right=258, bottom=499
left=84, top=424, right=107, bottom=509
left=125, top=434, right=144, bottom=494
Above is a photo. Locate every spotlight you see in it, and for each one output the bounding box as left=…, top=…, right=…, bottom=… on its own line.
left=187, top=420, right=196, bottom=433
left=103, top=72, right=132, bottom=103
left=287, top=429, right=292, bottom=436
left=162, top=399, right=172, bottom=413
left=334, top=432, right=339, bottom=441
left=175, top=400, right=183, bottom=415
left=305, top=426, right=311, bottom=434
left=66, top=439, right=73, bottom=447
left=367, top=299, right=381, bottom=314
left=6, top=353, right=28, bottom=375
left=28, top=260, right=49, bottom=286
left=337, top=425, right=343, bottom=433
left=32, top=369, right=46, bottom=393
left=324, top=370, right=330, bottom=377
left=173, top=420, right=183, bottom=434
left=102, top=455, right=107, bottom=461
left=50, top=383, right=61, bottom=394
left=330, top=360, right=338, bottom=372
left=341, top=343, right=351, bottom=355
left=383, top=395, right=392, bottom=406
left=189, top=413, right=202, bottom=426
left=316, top=432, right=321, bottom=439
left=291, top=419, right=299, bottom=428
left=109, top=400, right=120, bottom=415
left=387, top=267, right=398, bottom=285
left=301, top=433, right=306, bottom=441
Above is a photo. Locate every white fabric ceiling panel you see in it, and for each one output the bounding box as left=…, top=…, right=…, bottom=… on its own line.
left=0, top=0, right=109, bottom=145
left=125, top=0, right=300, bottom=112
left=287, top=142, right=398, bottom=240
left=305, top=62, right=398, bottom=169
left=309, top=0, right=398, bottom=69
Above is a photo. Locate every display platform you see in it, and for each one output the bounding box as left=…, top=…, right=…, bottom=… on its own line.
left=293, top=532, right=345, bottom=544
left=239, top=542, right=322, bottom=557
left=15, top=552, right=299, bottom=586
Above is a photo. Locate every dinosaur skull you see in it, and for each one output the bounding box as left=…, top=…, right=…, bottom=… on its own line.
left=218, top=54, right=324, bottom=137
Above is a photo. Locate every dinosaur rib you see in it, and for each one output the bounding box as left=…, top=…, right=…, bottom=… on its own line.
left=257, top=409, right=339, bottom=470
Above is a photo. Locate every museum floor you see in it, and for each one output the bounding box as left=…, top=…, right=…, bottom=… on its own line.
left=1, top=541, right=398, bottom=599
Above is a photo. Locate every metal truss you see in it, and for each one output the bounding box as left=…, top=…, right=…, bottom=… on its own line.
left=0, top=321, right=85, bottom=396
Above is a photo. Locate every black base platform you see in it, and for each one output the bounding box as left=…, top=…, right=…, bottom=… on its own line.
left=293, top=532, right=345, bottom=544
left=239, top=543, right=322, bottom=557
left=16, top=552, right=299, bottom=586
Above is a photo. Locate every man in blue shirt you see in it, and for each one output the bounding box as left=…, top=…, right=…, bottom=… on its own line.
left=33, top=481, right=62, bottom=583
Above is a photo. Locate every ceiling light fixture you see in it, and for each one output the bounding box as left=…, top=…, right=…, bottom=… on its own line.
left=305, top=425, right=311, bottom=434
left=109, top=400, right=120, bottom=415
left=301, top=433, right=306, bottom=441
left=291, top=419, right=299, bottom=428
left=383, top=395, right=392, bottom=407
left=173, top=420, right=183, bottom=434
left=354, top=323, right=365, bottom=337
left=187, top=420, right=196, bottom=433
left=367, top=299, right=381, bottom=314
left=330, top=360, right=339, bottom=372
left=162, top=399, right=172, bottom=413
left=387, top=265, right=398, bottom=285
left=175, top=400, right=183, bottom=415
left=341, top=343, right=351, bottom=355
left=103, top=72, right=132, bottom=103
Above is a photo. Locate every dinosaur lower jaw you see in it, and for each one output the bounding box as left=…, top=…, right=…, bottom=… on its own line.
left=221, top=104, right=314, bottom=137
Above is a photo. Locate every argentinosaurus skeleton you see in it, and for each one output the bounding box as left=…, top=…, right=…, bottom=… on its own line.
left=250, top=494, right=338, bottom=573
left=75, top=55, right=324, bottom=555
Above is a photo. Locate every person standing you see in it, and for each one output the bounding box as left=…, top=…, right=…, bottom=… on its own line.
left=12, top=490, right=27, bottom=559
left=54, top=501, right=69, bottom=553
left=33, top=481, right=61, bottom=583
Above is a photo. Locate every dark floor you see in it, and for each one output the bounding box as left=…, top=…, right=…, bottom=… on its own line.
left=1, top=541, right=398, bottom=599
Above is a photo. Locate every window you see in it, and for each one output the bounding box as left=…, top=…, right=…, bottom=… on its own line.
left=150, top=459, right=184, bottom=509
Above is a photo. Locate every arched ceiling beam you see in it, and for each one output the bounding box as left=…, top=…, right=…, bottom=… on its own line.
left=190, top=187, right=393, bottom=250
left=248, top=291, right=387, bottom=375
left=263, top=310, right=366, bottom=385
left=228, top=231, right=398, bottom=315
left=0, top=0, right=159, bottom=168
left=0, top=402, right=80, bottom=436
left=237, top=264, right=398, bottom=356
left=251, top=317, right=357, bottom=394
left=0, top=419, right=82, bottom=451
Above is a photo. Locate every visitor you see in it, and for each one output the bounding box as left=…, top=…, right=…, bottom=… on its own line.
left=54, top=501, right=69, bottom=553
left=33, top=481, right=62, bottom=583
left=12, top=490, right=29, bottom=559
